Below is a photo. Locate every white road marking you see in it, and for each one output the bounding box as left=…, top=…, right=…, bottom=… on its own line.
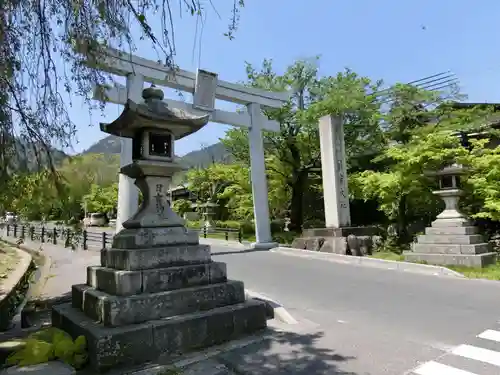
left=413, top=361, right=479, bottom=375
left=478, top=329, right=500, bottom=343
left=452, top=344, right=500, bottom=367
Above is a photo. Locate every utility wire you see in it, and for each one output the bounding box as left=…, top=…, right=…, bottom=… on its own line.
left=373, top=71, right=459, bottom=105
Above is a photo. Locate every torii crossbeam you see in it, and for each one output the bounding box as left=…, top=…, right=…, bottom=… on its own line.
left=87, top=46, right=291, bottom=248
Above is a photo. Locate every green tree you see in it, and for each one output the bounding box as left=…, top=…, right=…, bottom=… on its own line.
left=57, top=153, right=119, bottom=219
left=172, top=199, right=193, bottom=217
left=460, top=136, right=500, bottom=223
left=186, top=164, right=234, bottom=204
left=350, top=132, right=467, bottom=245
left=222, top=60, right=382, bottom=231
left=350, top=97, right=493, bottom=245
left=82, top=183, right=118, bottom=214
left=2, top=170, right=59, bottom=220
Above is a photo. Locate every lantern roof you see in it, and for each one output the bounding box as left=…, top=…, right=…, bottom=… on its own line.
left=100, top=85, right=210, bottom=139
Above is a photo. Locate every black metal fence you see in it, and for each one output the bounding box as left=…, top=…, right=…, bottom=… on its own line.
left=2, top=224, right=112, bottom=250
left=1, top=224, right=242, bottom=250
left=194, top=226, right=243, bottom=242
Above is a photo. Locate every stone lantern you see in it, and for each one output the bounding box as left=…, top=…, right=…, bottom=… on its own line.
left=198, top=201, right=218, bottom=229
left=429, top=163, right=467, bottom=223
left=52, top=85, right=267, bottom=373
left=404, top=162, right=496, bottom=267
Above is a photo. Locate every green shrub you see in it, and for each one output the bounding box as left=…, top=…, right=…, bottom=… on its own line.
left=185, top=220, right=203, bottom=229
left=302, top=219, right=325, bottom=229
left=239, top=221, right=255, bottom=236
left=6, top=327, right=88, bottom=369
left=270, top=219, right=286, bottom=234
left=212, top=220, right=254, bottom=236
left=272, top=231, right=298, bottom=245
left=172, top=199, right=192, bottom=217
left=214, top=220, right=241, bottom=229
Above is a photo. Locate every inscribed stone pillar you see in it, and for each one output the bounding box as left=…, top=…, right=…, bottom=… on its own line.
left=319, top=114, right=351, bottom=228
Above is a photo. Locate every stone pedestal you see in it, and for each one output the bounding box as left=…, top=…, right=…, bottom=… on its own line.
left=51, top=162, right=267, bottom=373
left=291, top=226, right=380, bottom=256
left=404, top=189, right=496, bottom=267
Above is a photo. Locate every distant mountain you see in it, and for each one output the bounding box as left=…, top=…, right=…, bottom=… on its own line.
left=83, top=136, right=121, bottom=154
left=179, top=142, right=233, bottom=168
left=83, top=135, right=233, bottom=168
left=10, top=139, right=68, bottom=173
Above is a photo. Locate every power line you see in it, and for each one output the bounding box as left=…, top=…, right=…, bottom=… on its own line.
left=373, top=71, right=459, bottom=105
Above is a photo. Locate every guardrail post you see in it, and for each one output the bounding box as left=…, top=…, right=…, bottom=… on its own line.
left=52, top=228, right=57, bottom=245
left=102, top=232, right=107, bottom=249
left=225, top=230, right=229, bottom=241
left=30, top=226, right=34, bottom=241
left=238, top=228, right=242, bottom=243
left=6, top=224, right=10, bottom=236
left=21, top=225, right=25, bottom=239
left=203, top=226, right=207, bottom=238
left=83, top=230, right=88, bottom=250
left=41, top=226, right=45, bottom=243
left=13, top=224, right=17, bottom=238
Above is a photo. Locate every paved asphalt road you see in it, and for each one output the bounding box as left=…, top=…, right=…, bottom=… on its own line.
left=17, top=224, right=500, bottom=374
left=209, top=245, right=500, bottom=375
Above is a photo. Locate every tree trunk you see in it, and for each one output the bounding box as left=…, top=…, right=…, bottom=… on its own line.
left=396, top=194, right=409, bottom=245
left=288, top=170, right=307, bottom=233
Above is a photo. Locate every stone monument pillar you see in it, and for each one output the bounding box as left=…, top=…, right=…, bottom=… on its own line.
left=291, top=114, right=378, bottom=255
left=404, top=164, right=496, bottom=267
left=52, top=86, right=267, bottom=373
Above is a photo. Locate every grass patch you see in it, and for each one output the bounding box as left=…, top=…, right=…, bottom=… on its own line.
left=447, top=261, right=500, bottom=280
left=370, top=250, right=500, bottom=281
left=0, top=244, right=21, bottom=285
left=369, top=252, right=405, bottom=261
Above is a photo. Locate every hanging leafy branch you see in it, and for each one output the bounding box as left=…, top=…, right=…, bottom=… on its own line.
left=0, top=0, right=245, bottom=188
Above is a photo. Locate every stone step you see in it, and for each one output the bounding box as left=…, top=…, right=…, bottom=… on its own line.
left=52, top=299, right=267, bottom=373
left=425, top=226, right=478, bottom=235
left=101, top=244, right=211, bottom=271
left=112, top=227, right=200, bottom=249
left=87, top=261, right=227, bottom=296
left=417, top=234, right=484, bottom=245
left=411, top=243, right=491, bottom=255
left=431, top=219, right=472, bottom=228
left=404, top=252, right=497, bottom=268
left=72, top=280, right=246, bottom=327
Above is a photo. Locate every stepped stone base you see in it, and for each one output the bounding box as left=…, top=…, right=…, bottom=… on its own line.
left=51, top=242, right=268, bottom=373
left=52, top=300, right=266, bottom=373
left=403, top=252, right=496, bottom=267
left=404, top=219, right=496, bottom=267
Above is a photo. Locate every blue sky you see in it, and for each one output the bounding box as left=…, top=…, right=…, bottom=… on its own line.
left=66, top=0, right=500, bottom=156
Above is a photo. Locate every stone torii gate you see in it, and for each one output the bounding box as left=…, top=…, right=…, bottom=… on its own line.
left=87, top=47, right=290, bottom=249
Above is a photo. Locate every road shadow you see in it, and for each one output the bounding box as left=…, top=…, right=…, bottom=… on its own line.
left=213, top=328, right=358, bottom=375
